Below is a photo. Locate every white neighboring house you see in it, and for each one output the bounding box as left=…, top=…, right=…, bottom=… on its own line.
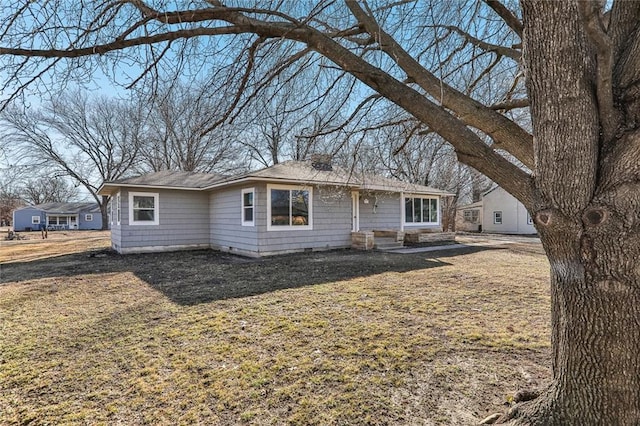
left=456, top=186, right=537, bottom=234
left=481, top=186, right=536, bottom=234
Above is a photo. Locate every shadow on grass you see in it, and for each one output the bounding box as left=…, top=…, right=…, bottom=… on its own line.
left=0, top=246, right=495, bottom=305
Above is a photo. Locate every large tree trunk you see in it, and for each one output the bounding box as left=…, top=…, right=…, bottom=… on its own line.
left=503, top=1, right=640, bottom=424
left=504, top=202, right=640, bottom=424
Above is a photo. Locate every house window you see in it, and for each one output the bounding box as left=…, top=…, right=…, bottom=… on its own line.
left=54, top=216, right=68, bottom=225
left=129, top=192, right=159, bottom=225
left=32, top=216, right=40, bottom=225
left=267, top=184, right=312, bottom=230
left=527, top=212, right=533, bottom=225
left=493, top=211, right=503, bottom=224
left=242, top=188, right=255, bottom=226
left=116, top=193, right=121, bottom=225
left=404, top=196, right=439, bottom=224
left=85, top=214, right=93, bottom=222
left=463, top=210, right=479, bottom=223
left=47, top=216, right=69, bottom=227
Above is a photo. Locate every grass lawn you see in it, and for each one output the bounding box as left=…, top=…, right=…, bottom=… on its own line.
left=0, top=233, right=551, bottom=425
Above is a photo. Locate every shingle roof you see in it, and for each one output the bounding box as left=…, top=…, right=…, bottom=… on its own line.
left=221, top=161, right=360, bottom=187
left=17, top=202, right=99, bottom=214
left=111, top=170, right=226, bottom=188
left=218, top=161, right=453, bottom=195
left=358, top=173, right=452, bottom=196
left=99, top=170, right=227, bottom=195
left=457, top=201, right=483, bottom=210
left=98, top=162, right=453, bottom=196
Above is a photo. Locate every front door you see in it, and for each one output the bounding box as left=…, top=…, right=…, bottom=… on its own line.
left=351, top=191, right=359, bottom=232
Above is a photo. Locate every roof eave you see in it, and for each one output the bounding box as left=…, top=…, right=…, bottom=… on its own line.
left=98, top=182, right=210, bottom=195
left=361, top=184, right=453, bottom=196
left=204, top=176, right=361, bottom=190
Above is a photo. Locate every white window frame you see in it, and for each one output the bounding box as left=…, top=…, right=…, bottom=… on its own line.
left=267, top=184, right=313, bottom=231
left=493, top=211, right=503, bottom=225
left=31, top=216, right=40, bottom=225
left=128, top=192, right=159, bottom=226
left=403, top=195, right=440, bottom=226
left=116, top=192, right=121, bottom=225
left=85, top=214, right=93, bottom=222
left=241, top=187, right=255, bottom=227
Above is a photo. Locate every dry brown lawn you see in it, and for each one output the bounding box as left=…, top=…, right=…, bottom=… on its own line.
left=0, top=232, right=551, bottom=425
left=0, top=229, right=111, bottom=263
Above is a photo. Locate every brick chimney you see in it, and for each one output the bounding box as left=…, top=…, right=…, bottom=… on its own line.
left=310, top=154, right=333, bottom=171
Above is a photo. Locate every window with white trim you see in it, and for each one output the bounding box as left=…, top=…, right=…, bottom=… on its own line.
left=493, top=211, right=503, bottom=224
left=129, top=192, right=159, bottom=225
left=267, top=184, right=312, bottom=230
left=116, top=192, right=121, bottom=225
left=242, top=188, right=255, bottom=226
left=85, top=214, right=93, bottom=222
left=404, top=196, right=439, bottom=224
left=32, top=216, right=40, bottom=225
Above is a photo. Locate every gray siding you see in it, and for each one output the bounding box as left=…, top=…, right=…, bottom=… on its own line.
left=115, top=188, right=210, bottom=252
left=78, top=210, right=103, bottom=230
left=482, top=187, right=536, bottom=234
left=13, top=207, right=45, bottom=231
left=209, top=186, right=259, bottom=253
left=255, top=184, right=352, bottom=254
left=358, top=192, right=402, bottom=231
left=210, top=184, right=352, bottom=256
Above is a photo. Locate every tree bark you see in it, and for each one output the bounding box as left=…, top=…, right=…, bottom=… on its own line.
left=502, top=1, right=640, bottom=423
left=499, top=197, right=640, bottom=424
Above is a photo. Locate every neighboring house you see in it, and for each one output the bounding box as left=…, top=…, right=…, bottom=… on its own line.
left=12, top=202, right=103, bottom=231
left=97, top=160, right=453, bottom=257
left=456, top=200, right=483, bottom=232
left=482, top=186, right=535, bottom=234
left=456, top=186, right=535, bottom=235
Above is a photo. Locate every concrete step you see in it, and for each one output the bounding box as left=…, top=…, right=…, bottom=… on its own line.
left=374, top=237, right=404, bottom=250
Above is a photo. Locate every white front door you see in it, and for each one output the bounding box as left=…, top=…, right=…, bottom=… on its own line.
left=351, top=191, right=359, bottom=232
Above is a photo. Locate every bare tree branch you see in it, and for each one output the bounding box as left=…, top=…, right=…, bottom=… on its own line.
left=490, top=98, right=529, bottom=111
left=424, top=24, right=520, bottom=60
left=578, top=0, right=617, bottom=144
left=482, top=0, right=523, bottom=38
left=345, top=1, right=533, bottom=170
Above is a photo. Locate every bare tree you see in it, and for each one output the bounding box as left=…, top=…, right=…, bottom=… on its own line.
left=21, top=175, right=79, bottom=205
left=138, top=80, right=242, bottom=174
left=1, top=1, right=640, bottom=423
left=0, top=168, right=24, bottom=227
left=1, top=91, right=143, bottom=229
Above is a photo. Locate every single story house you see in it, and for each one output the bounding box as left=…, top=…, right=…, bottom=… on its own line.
left=13, top=202, right=103, bottom=231
left=456, top=186, right=536, bottom=235
left=97, top=159, right=453, bottom=257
